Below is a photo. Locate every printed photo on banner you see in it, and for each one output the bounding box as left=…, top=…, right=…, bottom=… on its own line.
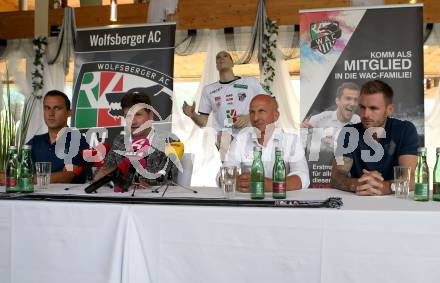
left=300, top=5, right=424, bottom=188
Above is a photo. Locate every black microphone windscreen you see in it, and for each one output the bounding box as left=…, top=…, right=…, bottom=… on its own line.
left=84, top=167, right=118, bottom=194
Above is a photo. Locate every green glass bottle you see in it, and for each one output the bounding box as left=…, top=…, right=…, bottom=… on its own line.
left=272, top=147, right=286, bottom=199
left=414, top=147, right=429, bottom=201
left=5, top=145, right=19, bottom=193
left=250, top=146, right=265, bottom=199
left=18, top=145, right=34, bottom=193
left=433, top=147, right=440, bottom=201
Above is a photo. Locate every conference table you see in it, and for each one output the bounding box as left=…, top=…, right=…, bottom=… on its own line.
left=0, top=184, right=439, bottom=283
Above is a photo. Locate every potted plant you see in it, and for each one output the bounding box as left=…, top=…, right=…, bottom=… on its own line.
left=0, top=69, right=16, bottom=185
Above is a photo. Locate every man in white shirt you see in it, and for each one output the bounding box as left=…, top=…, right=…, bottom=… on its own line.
left=182, top=51, right=267, bottom=150
left=224, top=95, right=310, bottom=192
left=302, top=82, right=360, bottom=145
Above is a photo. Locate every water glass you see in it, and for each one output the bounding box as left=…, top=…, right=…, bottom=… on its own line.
left=220, top=166, right=238, bottom=199
left=393, top=166, right=411, bottom=198
left=35, top=162, right=51, bottom=190
left=240, top=162, right=252, bottom=174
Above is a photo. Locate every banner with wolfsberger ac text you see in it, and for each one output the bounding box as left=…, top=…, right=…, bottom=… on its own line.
left=73, top=23, right=176, bottom=146
left=300, top=4, right=424, bottom=188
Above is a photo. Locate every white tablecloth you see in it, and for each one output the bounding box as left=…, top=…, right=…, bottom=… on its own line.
left=1, top=185, right=440, bottom=283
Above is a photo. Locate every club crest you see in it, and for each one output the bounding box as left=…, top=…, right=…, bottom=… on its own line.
left=310, top=20, right=341, bottom=54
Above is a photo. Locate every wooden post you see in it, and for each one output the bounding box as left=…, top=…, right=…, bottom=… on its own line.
left=35, top=0, right=49, bottom=37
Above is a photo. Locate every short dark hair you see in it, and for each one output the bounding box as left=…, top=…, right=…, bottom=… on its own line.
left=121, top=91, right=151, bottom=111
left=360, top=80, right=394, bottom=104
left=44, top=90, right=71, bottom=110
left=216, top=50, right=233, bottom=61
left=336, top=82, right=360, bottom=98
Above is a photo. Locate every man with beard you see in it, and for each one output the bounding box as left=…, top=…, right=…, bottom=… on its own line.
left=331, top=80, right=418, bottom=196
left=302, top=82, right=360, bottom=145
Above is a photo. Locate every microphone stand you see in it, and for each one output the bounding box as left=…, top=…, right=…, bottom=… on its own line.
left=159, top=178, right=198, bottom=197
left=128, top=143, right=198, bottom=197
left=153, top=164, right=198, bottom=197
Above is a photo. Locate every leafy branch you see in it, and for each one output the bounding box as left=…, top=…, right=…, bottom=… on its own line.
left=17, top=36, right=48, bottom=150
left=261, top=18, right=278, bottom=95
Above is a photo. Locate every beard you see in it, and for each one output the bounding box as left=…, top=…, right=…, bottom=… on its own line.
left=361, top=115, right=387, bottom=129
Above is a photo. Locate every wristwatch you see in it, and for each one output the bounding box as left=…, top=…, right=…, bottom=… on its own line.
left=390, top=183, right=396, bottom=194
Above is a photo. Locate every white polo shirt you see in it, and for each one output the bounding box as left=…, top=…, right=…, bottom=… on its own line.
left=224, top=127, right=310, bottom=189
left=198, top=77, right=267, bottom=137
left=309, top=110, right=360, bottom=139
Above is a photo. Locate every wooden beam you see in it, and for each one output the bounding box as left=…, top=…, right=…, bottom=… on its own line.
left=385, top=0, right=440, bottom=23
left=35, top=0, right=49, bottom=37
left=73, top=3, right=148, bottom=28
left=175, top=0, right=351, bottom=30
left=0, top=0, right=18, bottom=12
left=0, top=10, right=35, bottom=39
left=1, top=0, right=440, bottom=40
left=0, top=3, right=149, bottom=40
left=266, top=0, right=350, bottom=26
left=175, top=0, right=259, bottom=30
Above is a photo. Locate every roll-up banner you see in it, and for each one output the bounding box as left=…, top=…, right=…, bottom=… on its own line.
left=72, top=23, right=176, bottom=145
left=300, top=4, right=424, bottom=188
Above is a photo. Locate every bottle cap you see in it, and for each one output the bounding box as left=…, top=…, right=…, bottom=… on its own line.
left=22, top=145, right=32, bottom=150
left=253, top=146, right=262, bottom=152
left=275, top=146, right=283, bottom=152
left=417, top=147, right=426, bottom=153
left=437, top=147, right=440, bottom=153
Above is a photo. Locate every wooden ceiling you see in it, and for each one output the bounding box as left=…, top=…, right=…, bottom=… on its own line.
left=0, top=0, right=135, bottom=11
left=1, top=0, right=440, bottom=78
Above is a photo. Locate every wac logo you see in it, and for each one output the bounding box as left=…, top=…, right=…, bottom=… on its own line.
left=226, top=109, right=237, bottom=124
left=74, top=70, right=168, bottom=129
left=75, top=71, right=125, bottom=128
left=310, top=20, right=341, bottom=54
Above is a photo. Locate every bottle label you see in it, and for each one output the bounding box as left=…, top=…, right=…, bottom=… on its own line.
left=251, top=182, right=265, bottom=198
left=273, top=182, right=286, bottom=194
left=5, top=177, right=16, bottom=188
left=433, top=183, right=440, bottom=199
left=414, top=183, right=428, bottom=197
left=19, top=178, right=34, bottom=192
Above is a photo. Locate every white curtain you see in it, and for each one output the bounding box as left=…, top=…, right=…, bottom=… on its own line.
left=424, top=24, right=440, bottom=173
left=2, top=39, right=35, bottom=141
left=2, top=37, right=68, bottom=143
left=172, top=30, right=225, bottom=187
left=172, top=28, right=300, bottom=186
left=426, top=80, right=440, bottom=172
left=271, top=48, right=300, bottom=130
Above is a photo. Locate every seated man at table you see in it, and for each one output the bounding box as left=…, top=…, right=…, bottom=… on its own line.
left=94, top=90, right=179, bottom=186
left=28, top=90, right=89, bottom=183
left=331, top=80, right=418, bottom=195
left=224, top=94, right=310, bottom=191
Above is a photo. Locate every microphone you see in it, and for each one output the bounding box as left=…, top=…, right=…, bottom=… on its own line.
left=84, top=167, right=118, bottom=194
left=84, top=138, right=150, bottom=194
left=161, top=141, right=184, bottom=182
left=165, top=141, right=184, bottom=160
left=113, top=157, right=135, bottom=192
left=158, top=140, right=197, bottom=195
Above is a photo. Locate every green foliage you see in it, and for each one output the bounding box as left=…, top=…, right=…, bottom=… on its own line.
left=0, top=70, right=16, bottom=171
left=16, top=36, right=47, bottom=150
left=261, top=18, right=278, bottom=95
